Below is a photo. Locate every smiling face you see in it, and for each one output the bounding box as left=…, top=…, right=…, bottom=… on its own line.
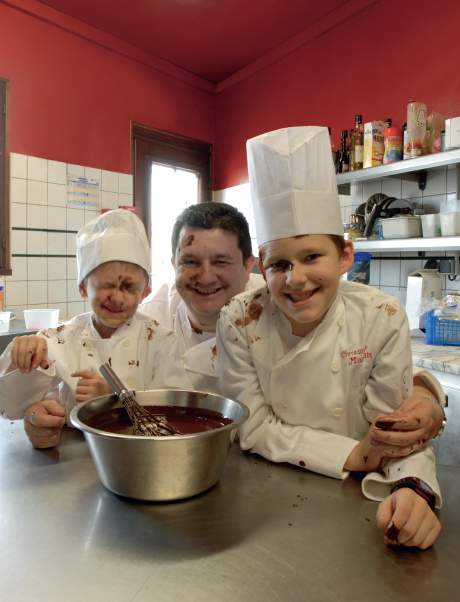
left=173, top=226, right=255, bottom=332
left=79, top=261, right=151, bottom=339
left=259, top=235, right=353, bottom=337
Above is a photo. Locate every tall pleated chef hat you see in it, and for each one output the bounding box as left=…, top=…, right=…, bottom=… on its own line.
left=247, top=126, right=343, bottom=246
left=76, top=209, right=151, bottom=284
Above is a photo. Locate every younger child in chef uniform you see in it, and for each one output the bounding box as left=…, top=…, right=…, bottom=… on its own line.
left=0, top=209, right=193, bottom=424
left=217, top=126, right=441, bottom=549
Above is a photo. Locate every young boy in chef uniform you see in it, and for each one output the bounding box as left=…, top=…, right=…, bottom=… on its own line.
left=217, top=126, right=441, bottom=549
left=0, top=209, right=193, bottom=424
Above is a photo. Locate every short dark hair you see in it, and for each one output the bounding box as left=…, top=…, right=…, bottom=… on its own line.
left=171, top=202, right=253, bottom=262
left=327, top=235, right=346, bottom=256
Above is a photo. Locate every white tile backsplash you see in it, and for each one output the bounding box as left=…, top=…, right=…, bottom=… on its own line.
left=380, top=259, right=401, bottom=287
left=27, top=231, right=47, bottom=254
left=67, top=164, right=84, bottom=177
left=27, top=156, right=47, bottom=182
left=66, top=208, right=85, bottom=231
left=66, top=257, right=78, bottom=280
left=27, top=257, right=47, bottom=282
left=85, top=167, right=101, bottom=181
left=11, top=203, right=26, bottom=228
left=422, top=194, right=445, bottom=214
left=48, top=257, right=66, bottom=280
left=11, top=153, right=27, bottom=179
left=118, top=194, right=133, bottom=207
left=48, top=183, right=66, bottom=207
left=382, top=178, right=402, bottom=198
left=5, top=281, right=28, bottom=307
left=67, top=301, right=85, bottom=318
left=67, top=280, right=81, bottom=302
left=48, top=206, right=67, bottom=230
left=101, top=191, right=119, bottom=210
left=48, top=160, right=67, bottom=185
left=27, top=180, right=48, bottom=205
left=101, top=170, right=118, bottom=192
left=11, top=178, right=27, bottom=204
left=48, top=280, right=67, bottom=303
left=67, top=233, right=77, bottom=255
left=27, top=204, right=47, bottom=229
left=5, top=257, right=27, bottom=282
left=28, top=280, right=48, bottom=305
left=119, top=173, right=133, bottom=195
left=447, top=166, right=458, bottom=194
left=11, top=230, right=27, bottom=255
left=48, top=232, right=66, bottom=255
left=424, top=170, right=447, bottom=196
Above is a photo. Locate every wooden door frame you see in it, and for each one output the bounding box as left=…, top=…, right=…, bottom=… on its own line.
left=0, top=77, right=11, bottom=275
left=131, top=122, right=212, bottom=246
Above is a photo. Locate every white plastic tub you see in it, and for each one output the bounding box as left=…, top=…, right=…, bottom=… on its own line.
left=0, top=312, right=11, bottom=333
left=440, top=212, right=460, bottom=237
left=380, top=216, right=422, bottom=239
left=23, top=309, right=60, bottom=330
left=421, top=214, right=441, bottom=237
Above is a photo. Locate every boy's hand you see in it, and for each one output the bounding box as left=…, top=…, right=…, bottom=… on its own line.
left=24, top=400, right=66, bottom=449
left=377, top=488, right=441, bottom=549
left=369, top=396, right=444, bottom=458
left=344, top=421, right=384, bottom=472
left=72, top=370, right=114, bottom=403
left=10, top=335, right=50, bottom=373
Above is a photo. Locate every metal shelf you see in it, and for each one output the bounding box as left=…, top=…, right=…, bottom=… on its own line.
left=353, top=236, right=460, bottom=252
left=337, top=148, right=460, bottom=194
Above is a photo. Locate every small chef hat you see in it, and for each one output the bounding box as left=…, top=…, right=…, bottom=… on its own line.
left=76, top=209, right=151, bottom=284
left=247, top=126, right=343, bottom=246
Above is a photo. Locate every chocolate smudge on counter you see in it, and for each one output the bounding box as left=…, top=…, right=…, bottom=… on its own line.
left=192, top=325, right=203, bottom=335
left=385, top=521, right=400, bottom=541
left=385, top=303, right=397, bottom=317
left=183, top=234, right=194, bottom=247
left=297, top=495, right=301, bottom=498
left=365, top=518, right=370, bottom=522
left=293, top=504, right=298, bottom=507
left=299, top=460, right=306, bottom=467
left=254, top=462, right=258, bottom=465
left=288, top=523, right=292, bottom=526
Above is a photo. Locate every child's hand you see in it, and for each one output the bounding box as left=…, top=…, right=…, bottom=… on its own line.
left=377, top=488, right=441, bottom=549
left=343, top=420, right=384, bottom=472
left=24, top=399, right=66, bottom=448
left=10, top=335, right=50, bottom=373
left=71, top=370, right=114, bottom=403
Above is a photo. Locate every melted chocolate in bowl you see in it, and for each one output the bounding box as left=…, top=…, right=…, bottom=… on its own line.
left=87, top=405, right=234, bottom=436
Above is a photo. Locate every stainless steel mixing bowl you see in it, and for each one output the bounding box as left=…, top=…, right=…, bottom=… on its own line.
left=70, top=389, right=249, bottom=501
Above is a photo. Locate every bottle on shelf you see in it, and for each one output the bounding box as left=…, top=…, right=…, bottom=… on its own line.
left=328, top=126, right=337, bottom=173
left=384, top=126, right=403, bottom=163
left=337, top=130, right=349, bottom=173
left=422, top=124, right=433, bottom=155
left=407, top=100, right=427, bottom=158
left=385, top=118, right=392, bottom=130
left=402, top=123, right=410, bottom=160
left=351, top=115, right=364, bottom=171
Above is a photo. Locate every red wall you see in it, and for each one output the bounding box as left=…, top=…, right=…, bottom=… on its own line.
left=0, top=3, right=215, bottom=174
left=214, top=0, right=460, bottom=190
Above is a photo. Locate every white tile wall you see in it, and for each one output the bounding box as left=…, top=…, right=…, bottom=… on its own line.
left=6, top=153, right=133, bottom=319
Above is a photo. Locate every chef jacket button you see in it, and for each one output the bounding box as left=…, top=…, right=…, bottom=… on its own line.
left=333, top=407, right=343, bottom=417
left=274, top=403, right=285, bottom=413
left=122, top=340, right=130, bottom=347
left=85, top=342, right=94, bottom=351
left=337, top=317, right=345, bottom=327
left=331, top=362, right=340, bottom=373
left=126, top=380, right=136, bottom=389
left=274, top=367, right=283, bottom=375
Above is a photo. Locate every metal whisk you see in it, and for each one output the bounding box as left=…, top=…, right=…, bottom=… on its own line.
left=99, top=363, right=180, bottom=437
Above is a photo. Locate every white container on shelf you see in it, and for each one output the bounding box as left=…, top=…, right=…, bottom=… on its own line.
left=421, top=214, right=441, bottom=237
left=440, top=212, right=460, bottom=237
left=0, top=312, right=11, bottom=333
left=23, top=309, right=60, bottom=330
left=380, top=216, right=422, bottom=239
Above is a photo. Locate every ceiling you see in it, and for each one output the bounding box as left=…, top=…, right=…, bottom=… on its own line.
left=37, top=0, right=346, bottom=84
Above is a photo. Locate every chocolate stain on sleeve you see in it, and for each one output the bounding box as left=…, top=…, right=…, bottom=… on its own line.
left=250, top=335, right=261, bottom=344
left=375, top=303, right=383, bottom=310
left=228, top=324, right=233, bottom=330
left=108, top=357, right=112, bottom=366
left=235, top=318, right=245, bottom=328
left=57, top=338, right=65, bottom=345
left=385, top=304, right=397, bottom=317
left=211, top=345, right=217, bottom=360
left=88, top=353, right=93, bottom=357
left=129, top=360, right=136, bottom=365
left=56, top=324, right=66, bottom=332
left=148, top=327, right=156, bottom=340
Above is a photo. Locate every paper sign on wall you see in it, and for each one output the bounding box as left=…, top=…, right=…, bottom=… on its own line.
left=66, top=175, right=100, bottom=208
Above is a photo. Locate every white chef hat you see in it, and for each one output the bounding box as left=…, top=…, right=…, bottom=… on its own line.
left=247, top=126, right=343, bottom=246
left=76, top=209, right=151, bottom=284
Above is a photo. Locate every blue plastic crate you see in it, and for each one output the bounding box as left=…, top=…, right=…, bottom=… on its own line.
left=425, top=310, right=460, bottom=346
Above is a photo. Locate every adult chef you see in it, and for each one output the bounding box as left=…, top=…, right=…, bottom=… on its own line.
left=24, top=203, right=445, bottom=449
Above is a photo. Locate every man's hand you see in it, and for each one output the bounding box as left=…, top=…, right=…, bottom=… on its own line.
left=344, top=421, right=384, bottom=472
left=377, top=488, right=441, bottom=549
left=369, top=394, right=444, bottom=458
left=9, top=335, right=50, bottom=373
left=24, top=400, right=66, bottom=449
left=71, top=370, right=113, bottom=403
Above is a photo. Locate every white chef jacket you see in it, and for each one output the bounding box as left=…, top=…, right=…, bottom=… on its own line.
left=217, top=281, right=442, bottom=507
left=141, top=273, right=265, bottom=395
left=0, top=310, right=193, bottom=423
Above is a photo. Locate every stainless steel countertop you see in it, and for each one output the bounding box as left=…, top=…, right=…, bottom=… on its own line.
left=1, top=419, right=460, bottom=602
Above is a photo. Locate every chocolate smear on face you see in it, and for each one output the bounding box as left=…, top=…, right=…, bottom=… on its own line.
left=192, top=325, right=203, bottom=335
left=183, top=234, right=194, bottom=248
left=385, top=521, right=400, bottom=541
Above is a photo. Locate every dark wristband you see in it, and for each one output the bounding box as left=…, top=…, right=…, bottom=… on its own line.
left=391, top=477, right=436, bottom=511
